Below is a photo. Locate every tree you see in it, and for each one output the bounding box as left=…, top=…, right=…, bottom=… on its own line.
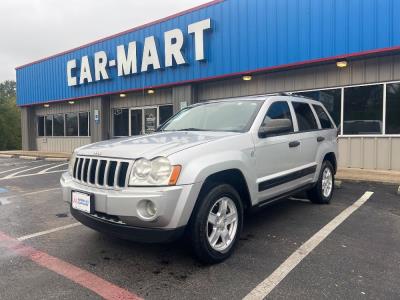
left=0, top=80, right=21, bottom=150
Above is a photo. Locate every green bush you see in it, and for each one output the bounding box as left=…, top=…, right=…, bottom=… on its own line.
left=0, top=80, right=21, bottom=150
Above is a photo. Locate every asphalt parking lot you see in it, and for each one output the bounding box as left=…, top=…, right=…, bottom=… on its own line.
left=0, top=157, right=399, bottom=300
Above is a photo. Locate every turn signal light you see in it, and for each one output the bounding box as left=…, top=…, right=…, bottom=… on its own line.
left=169, top=165, right=182, bottom=185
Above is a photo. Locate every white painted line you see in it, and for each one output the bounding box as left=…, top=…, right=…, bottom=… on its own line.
left=243, top=191, right=374, bottom=300
left=38, top=163, right=68, bottom=174
left=17, top=223, right=82, bottom=241
left=0, top=163, right=53, bottom=180
left=0, top=166, right=28, bottom=175
left=0, top=197, right=11, bottom=205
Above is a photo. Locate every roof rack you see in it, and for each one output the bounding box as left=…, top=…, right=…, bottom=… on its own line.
left=270, top=92, right=314, bottom=100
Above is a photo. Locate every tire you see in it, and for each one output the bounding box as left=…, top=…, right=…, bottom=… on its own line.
left=189, top=184, right=243, bottom=264
left=307, top=161, right=334, bottom=204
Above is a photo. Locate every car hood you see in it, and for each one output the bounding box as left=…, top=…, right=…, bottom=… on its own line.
left=76, top=131, right=239, bottom=159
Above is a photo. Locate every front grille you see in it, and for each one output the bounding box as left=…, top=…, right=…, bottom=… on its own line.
left=72, top=157, right=131, bottom=188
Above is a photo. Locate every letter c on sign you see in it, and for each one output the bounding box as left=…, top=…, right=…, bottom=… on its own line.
left=67, top=60, right=77, bottom=86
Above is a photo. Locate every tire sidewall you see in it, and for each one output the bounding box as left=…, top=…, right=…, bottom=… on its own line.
left=318, top=161, right=334, bottom=203
left=192, top=184, right=243, bottom=263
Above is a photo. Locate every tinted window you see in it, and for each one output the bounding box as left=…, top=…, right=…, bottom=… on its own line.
left=292, top=102, right=318, bottom=131
left=79, top=112, right=89, bottom=136
left=262, top=101, right=294, bottom=134
left=296, top=89, right=341, bottom=126
left=159, top=105, right=173, bottom=125
left=113, top=108, right=129, bottom=136
left=131, top=109, right=142, bottom=136
left=53, top=114, right=65, bottom=136
left=37, top=116, right=45, bottom=137
left=313, top=105, right=334, bottom=129
left=386, top=83, right=400, bottom=134
left=45, top=115, right=53, bottom=136
left=343, top=85, right=383, bottom=134
left=65, top=113, right=78, bottom=136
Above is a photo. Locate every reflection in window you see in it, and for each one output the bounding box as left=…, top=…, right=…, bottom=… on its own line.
left=159, top=105, right=174, bottom=125
left=313, top=105, right=334, bottom=129
left=343, top=85, right=383, bottom=135
left=45, top=115, right=53, bottom=136
left=296, top=89, right=341, bottom=126
left=386, top=83, right=400, bottom=134
left=262, top=101, right=294, bottom=134
left=113, top=108, right=129, bottom=136
left=53, top=114, right=65, bottom=136
left=79, top=112, right=90, bottom=136
left=66, top=113, right=78, bottom=136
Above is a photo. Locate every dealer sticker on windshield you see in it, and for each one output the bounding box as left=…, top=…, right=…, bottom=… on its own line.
left=71, top=191, right=92, bottom=214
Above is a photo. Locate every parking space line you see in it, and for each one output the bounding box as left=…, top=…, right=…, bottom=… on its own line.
left=0, top=188, right=61, bottom=206
left=37, top=163, right=68, bottom=174
left=0, top=163, right=53, bottom=179
left=243, top=191, right=374, bottom=300
left=17, top=223, right=82, bottom=241
left=0, top=231, right=142, bottom=300
left=0, top=166, right=29, bottom=175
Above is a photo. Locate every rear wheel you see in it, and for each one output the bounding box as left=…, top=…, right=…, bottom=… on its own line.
left=307, top=161, right=334, bottom=204
left=189, top=184, right=243, bottom=264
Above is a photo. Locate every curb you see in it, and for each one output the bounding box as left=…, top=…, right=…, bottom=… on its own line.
left=44, top=157, right=69, bottom=162
left=19, top=156, right=40, bottom=161
left=0, top=154, right=15, bottom=158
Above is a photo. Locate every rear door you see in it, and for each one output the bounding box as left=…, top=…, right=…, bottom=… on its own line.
left=288, top=101, right=320, bottom=185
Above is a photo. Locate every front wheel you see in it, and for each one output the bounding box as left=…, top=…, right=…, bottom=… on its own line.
left=189, top=184, right=243, bottom=264
left=307, top=161, right=334, bottom=204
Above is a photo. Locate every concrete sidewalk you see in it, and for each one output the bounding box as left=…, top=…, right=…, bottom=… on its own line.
left=337, top=168, right=400, bottom=185
left=0, top=151, right=71, bottom=161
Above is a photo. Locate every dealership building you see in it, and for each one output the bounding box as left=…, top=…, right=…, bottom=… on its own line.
left=16, top=0, right=400, bottom=171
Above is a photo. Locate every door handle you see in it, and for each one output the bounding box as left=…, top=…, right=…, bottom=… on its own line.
left=317, top=136, right=325, bottom=142
left=289, top=141, right=301, bottom=148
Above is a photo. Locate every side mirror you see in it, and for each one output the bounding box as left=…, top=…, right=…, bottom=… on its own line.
left=258, top=118, right=292, bottom=138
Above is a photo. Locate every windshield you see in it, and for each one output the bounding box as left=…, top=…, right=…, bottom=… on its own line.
left=160, top=100, right=263, bottom=132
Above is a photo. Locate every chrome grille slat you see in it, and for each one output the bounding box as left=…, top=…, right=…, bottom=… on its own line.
left=72, top=156, right=132, bottom=189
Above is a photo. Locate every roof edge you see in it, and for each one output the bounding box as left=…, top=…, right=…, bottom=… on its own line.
left=15, top=0, right=224, bottom=70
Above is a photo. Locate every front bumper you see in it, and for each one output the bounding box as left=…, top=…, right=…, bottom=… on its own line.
left=70, top=208, right=185, bottom=243
left=61, top=172, right=202, bottom=234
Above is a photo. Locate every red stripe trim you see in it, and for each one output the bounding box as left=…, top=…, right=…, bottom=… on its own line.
left=0, top=231, right=142, bottom=300
left=15, top=0, right=224, bottom=70
left=18, top=46, right=400, bottom=107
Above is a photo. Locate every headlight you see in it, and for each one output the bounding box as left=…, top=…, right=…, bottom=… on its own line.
left=68, top=152, right=77, bottom=175
left=129, top=157, right=181, bottom=186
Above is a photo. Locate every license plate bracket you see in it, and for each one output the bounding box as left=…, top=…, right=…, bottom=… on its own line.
left=71, top=191, right=94, bottom=214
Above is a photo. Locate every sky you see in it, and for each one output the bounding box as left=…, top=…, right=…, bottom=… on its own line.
left=0, top=0, right=210, bottom=82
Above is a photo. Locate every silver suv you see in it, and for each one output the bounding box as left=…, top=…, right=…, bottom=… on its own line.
left=61, top=95, right=338, bottom=263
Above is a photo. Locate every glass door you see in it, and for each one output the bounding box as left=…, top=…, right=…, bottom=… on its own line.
left=130, top=109, right=143, bottom=136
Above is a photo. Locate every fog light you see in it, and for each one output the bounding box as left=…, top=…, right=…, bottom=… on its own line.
left=137, top=200, right=157, bottom=220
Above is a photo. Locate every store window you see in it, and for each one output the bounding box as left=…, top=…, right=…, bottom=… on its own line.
left=130, top=109, right=142, bottom=136
left=343, top=85, right=383, bottom=135
left=313, top=105, right=334, bottom=129
left=113, top=108, right=129, bottom=136
left=79, top=112, right=90, bottom=136
left=296, top=89, right=341, bottom=126
left=292, top=102, right=318, bottom=131
left=53, top=114, right=65, bottom=136
left=386, top=83, right=400, bottom=134
left=65, top=113, right=78, bottom=136
left=159, top=105, right=174, bottom=125
left=45, top=115, right=53, bottom=136
left=37, top=116, right=45, bottom=137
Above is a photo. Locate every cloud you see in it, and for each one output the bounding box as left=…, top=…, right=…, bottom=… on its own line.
left=0, top=0, right=210, bottom=81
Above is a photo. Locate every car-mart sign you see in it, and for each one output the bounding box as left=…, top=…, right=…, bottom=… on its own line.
left=67, top=19, right=211, bottom=87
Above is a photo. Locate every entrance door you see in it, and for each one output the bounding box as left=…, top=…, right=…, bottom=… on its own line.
left=130, top=109, right=143, bottom=136
left=144, top=108, right=158, bottom=134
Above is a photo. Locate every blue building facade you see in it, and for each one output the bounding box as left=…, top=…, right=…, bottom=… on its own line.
left=16, top=0, right=400, bottom=106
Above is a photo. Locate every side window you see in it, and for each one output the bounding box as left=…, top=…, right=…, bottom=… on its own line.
left=292, top=102, right=319, bottom=131
left=313, top=105, right=334, bottom=129
left=262, top=101, right=294, bottom=134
